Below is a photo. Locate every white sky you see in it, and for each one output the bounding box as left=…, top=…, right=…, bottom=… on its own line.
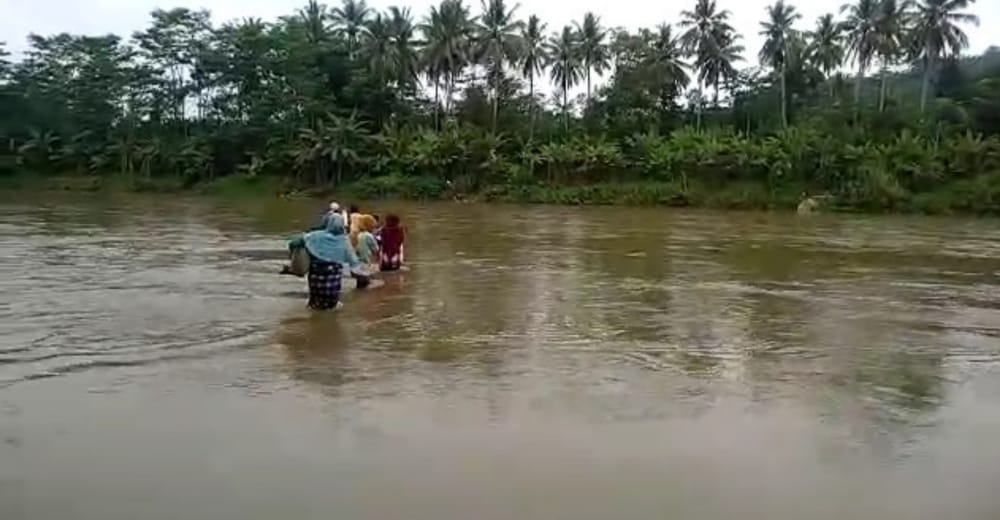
left=1, top=0, right=997, bottom=91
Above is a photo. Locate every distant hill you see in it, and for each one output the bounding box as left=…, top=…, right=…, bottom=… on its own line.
left=955, top=46, right=1000, bottom=79
left=891, top=46, right=1000, bottom=80
left=890, top=46, right=1000, bottom=101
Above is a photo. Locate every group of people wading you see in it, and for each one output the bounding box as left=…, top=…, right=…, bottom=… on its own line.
left=284, top=202, right=406, bottom=310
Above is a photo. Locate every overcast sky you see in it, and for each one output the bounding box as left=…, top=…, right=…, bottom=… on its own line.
left=2, top=0, right=997, bottom=72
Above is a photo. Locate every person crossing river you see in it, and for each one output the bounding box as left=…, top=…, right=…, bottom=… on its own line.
left=350, top=214, right=380, bottom=269
left=281, top=202, right=406, bottom=310
left=286, top=213, right=370, bottom=310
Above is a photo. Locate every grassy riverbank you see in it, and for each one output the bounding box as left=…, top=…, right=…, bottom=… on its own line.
left=6, top=170, right=1000, bottom=216
left=352, top=174, right=1000, bottom=215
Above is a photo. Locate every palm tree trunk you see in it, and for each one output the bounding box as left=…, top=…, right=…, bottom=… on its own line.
left=529, top=74, right=535, bottom=140
left=854, top=64, right=865, bottom=104
left=434, top=80, right=441, bottom=129
left=492, top=73, right=499, bottom=134
left=563, top=81, right=569, bottom=132
left=492, top=95, right=499, bottom=133
left=444, top=76, right=451, bottom=119
left=586, top=68, right=592, bottom=104
left=447, top=75, right=456, bottom=118
left=828, top=68, right=835, bottom=100
left=696, top=82, right=703, bottom=129
left=780, top=63, right=788, bottom=129
left=879, top=67, right=888, bottom=112
left=920, top=54, right=934, bottom=114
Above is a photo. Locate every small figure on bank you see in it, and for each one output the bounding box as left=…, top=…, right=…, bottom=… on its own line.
left=379, top=214, right=406, bottom=272
left=797, top=192, right=830, bottom=215
left=288, top=213, right=368, bottom=310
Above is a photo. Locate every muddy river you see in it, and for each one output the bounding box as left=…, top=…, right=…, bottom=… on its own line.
left=2, top=194, right=1000, bottom=519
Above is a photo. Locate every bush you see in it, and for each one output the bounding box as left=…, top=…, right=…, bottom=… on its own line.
left=197, top=174, right=286, bottom=197
left=349, top=175, right=450, bottom=200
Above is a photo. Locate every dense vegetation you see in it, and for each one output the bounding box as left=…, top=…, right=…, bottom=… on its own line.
left=1, top=0, right=999, bottom=212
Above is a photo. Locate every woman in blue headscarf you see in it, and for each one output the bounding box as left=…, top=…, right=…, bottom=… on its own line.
left=288, top=213, right=367, bottom=310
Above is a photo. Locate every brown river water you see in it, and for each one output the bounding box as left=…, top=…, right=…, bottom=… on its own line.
left=2, top=193, right=1000, bottom=519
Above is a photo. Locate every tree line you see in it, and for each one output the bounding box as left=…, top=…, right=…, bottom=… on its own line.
left=1, top=0, right=998, bottom=212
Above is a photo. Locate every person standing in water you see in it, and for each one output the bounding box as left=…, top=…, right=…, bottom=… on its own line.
left=350, top=214, right=380, bottom=269
left=288, top=213, right=367, bottom=310
left=345, top=204, right=360, bottom=230
left=379, top=214, right=406, bottom=271
left=284, top=201, right=339, bottom=274
left=311, top=201, right=341, bottom=230
left=372, top=214, right=383, bottom=245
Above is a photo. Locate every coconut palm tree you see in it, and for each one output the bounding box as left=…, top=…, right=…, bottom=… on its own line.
left=388, top=6, right=421, bottom=94
left=651, top=24, right=691, bottom=90
left=808, top=13, right=845, bottom=98
left=760, top=0, right=801, bottom=128
left=546, top=25, right=583, bottom=130
left=476, top=0, right=522, bottom=132
left=911, top=0, right=979, bottom=113
left=680, top=0, right=736, bottom=127
left=298, top=0, right=330, bottom=44
left=649, top=24, right=692, bottom=109
left=421, top=4, right=445, bottom=125
left=363, top=13, right=393, bottom=84
left=841, top=0, right=880, bottom=104
left=608, top=29, right=634, bottom=69
left=575, top=13, right=610, bottom=103
left=519, top=14, right=548, bottom=134
left=421, top=0, right=476, bottom=119
left=873, top=0, right=909, bottom=111
left=700, top=29, right=744, bottom=106
left=332, top=0, right=372, bottom=57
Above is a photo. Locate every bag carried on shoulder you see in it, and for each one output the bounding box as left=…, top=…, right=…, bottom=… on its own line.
left=288, top=246, right=311, bottom=277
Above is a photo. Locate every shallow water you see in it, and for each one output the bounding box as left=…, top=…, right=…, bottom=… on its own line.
left=2, top=193, right=1000, bottom=519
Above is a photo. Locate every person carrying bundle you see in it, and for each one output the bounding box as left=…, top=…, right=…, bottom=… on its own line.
left=286, top=213, right=370, bottom=310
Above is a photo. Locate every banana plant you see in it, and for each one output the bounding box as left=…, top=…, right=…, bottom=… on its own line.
left=295, top=111, right=371, bottom=185
left=17, top=130, right=61, bottom=171
left=134, top=136, right=164, bottom=179
left=236, top=154, right=266, bottom=178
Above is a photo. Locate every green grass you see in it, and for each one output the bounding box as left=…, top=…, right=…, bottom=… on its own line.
left=0, top=172, right=192, bottom=193
left=346, top=175, right=451, bottom=200
left=8, top=170, right=1000, bottom=216
left=906, top=174, right=1000, bottom=215
left=197, top=174, right=290, bottom=198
